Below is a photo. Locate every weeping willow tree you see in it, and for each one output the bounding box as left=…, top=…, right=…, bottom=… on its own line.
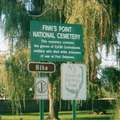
left=101, top=67, right=120, bottom=119
left=0, top=0, right=33, bottom=113
left=63, top=0, right=119, bottom=119
left=0, top=0, right=119, bottom=119
left=30, top=0, right=119, bottom=119
left=29, top=1, right=65, bottom=119
left=64, top=0, right=113, bottom=81
left=5, top=48, right=34, bottom=113
left=37, top=0, right=112, bottom=119
left=0, top=0, right=30, bottom=48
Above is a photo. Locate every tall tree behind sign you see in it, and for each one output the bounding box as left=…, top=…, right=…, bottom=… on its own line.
left=0, top=0, right=119, bottom=118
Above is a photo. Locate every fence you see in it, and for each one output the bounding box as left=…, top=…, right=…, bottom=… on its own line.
left=0, top=99, right=115, bottom=114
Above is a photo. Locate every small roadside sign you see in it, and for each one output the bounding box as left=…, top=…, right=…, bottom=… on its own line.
left=61, top=63, right=87, bottom=100
left=28, top=62, right=55, bottom=73
left=35, top=76, right=48, bottom=99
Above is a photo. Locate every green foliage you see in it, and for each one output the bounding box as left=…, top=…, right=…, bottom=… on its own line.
left=88, top=80, right=100, bottom=99
left=5, top=48, right=34, bottom=113
left=0, top=83, right=6, bottom=98
left=112, top=0, right=120, bottom=28
left=32, top=0, right=44, bottom=13
left=0, top=0, right=119, bottom=116
left=0, top=0, right=30, bottom=47
left=101, top=67, right=120, bottom=93
left=0, top=0, right=2, bottom=16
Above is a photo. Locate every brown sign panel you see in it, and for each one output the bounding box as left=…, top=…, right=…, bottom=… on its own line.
left=28, top=62, right=55, bottom=73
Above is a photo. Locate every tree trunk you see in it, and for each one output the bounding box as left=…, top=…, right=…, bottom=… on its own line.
left=114, top=98, right=120, bottom=119
left=47, top=82, right=56, bottom=120
left=114, top=93, right=120, bottom=120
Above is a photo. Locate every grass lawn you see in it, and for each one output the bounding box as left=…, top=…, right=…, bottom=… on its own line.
left=60, top=111, right=113, bottom=120
left=0, top=111, right=114, bottom=120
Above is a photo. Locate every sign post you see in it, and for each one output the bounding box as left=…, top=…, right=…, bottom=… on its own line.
left=61, top=64, right=86, bottom=100
left=30, top=21, right=85, bottom=120
left=30, top=21, right=84, bottom=62
left=61, top=64, right=87, bottom=120
left=72, top=100, right=77, bottom=120
left=39, top=99, right=44, bottom=120
left=28, top=61, right=55, bottom=120
left=35, top=73, right=49, bottom=120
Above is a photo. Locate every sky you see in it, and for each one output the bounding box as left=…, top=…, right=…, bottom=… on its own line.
left=0, top=21, right=9, bottom=52
left=99, top=45, right=118, bottom=68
